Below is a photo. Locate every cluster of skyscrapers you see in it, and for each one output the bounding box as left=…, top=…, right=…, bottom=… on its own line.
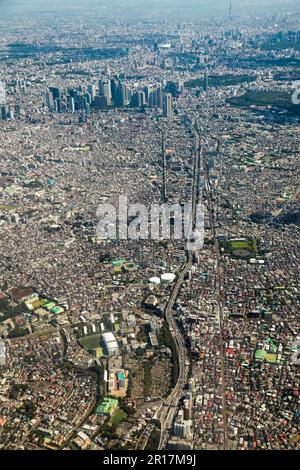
left=0, top=79, right=22, bottom=121
left=44, top=77, right=178, bottom=119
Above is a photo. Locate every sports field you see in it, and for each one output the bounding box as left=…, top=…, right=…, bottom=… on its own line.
left=79, top=334, right=101, bottom=350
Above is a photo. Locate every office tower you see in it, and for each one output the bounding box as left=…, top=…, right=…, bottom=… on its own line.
left=149, top=90, right=156, bottom=108
left=49, top=87, right=61, bottom=100
left=8, top=107, right=14, bottom=120
left=0, top=80, right=6, bottom=108
left=143, top=86, right=150, bottom=103
left=99, top=79, right=105, bottom=96
left=156, top=87, right=163, bottom=108
left=130, top=92, right=138, bottom=108
left=14, top=103, right=21, bottom=119
left=1, top=104, right=8, bottom=120
left=110, top=78, right=119, bottom=102
left=45, top=90, right=54, bottom=110
left=136, top=90, right=146, bottom=108
left=99, top=79, right=111, bottom=102
left=88, top=84, right=96, bottom=101
left=103, top=82, right=112, bottom=105
left=84, top=92, right=92, bottom=105
left=68, top=96, right=75, bottom=114
left=203, top=69, right=209, bottom=91
left=82, top=95, right=89, bottom=111
left=55, top=98, right=61, bottom=113
left=92, top=95, right=108, bottom=109
left=69, top=89, right=79, bottom=99
left=120, top=83, right=128, bottom=107
left=163, top=93, right=173, bottom=119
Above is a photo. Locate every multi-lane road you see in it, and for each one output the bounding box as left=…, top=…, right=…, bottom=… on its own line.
left=203, top=141, right=229, bottom=450
left=156, top=124, right=204, bottom=449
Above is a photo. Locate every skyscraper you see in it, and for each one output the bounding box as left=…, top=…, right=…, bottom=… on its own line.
left=156, top=87, right=163, bottom=109
left=163, top=93, right=173, bottom=119
left=68, top=96, right=75, bottom=114
left=45, top=90, right=54, bottom=110
left=88, top=84, right=96, bottom=101
left=0, top=80, right=6, bottom=107
left=1, top=104, right=8, bottom=120
left=103, top=82, right=112, bottom=106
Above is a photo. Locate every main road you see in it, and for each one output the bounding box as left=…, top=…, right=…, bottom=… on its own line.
left=203, top=140, right=229, bottom=450
left=156, top=123, right=204, bottom=449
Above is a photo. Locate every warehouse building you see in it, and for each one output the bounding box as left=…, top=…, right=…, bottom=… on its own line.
left=102, top=332, right=119, bottom=356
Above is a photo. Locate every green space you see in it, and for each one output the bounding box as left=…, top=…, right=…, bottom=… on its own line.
left=44, top=302, right=56, bottom=310
left=227, top=90, right=300, bottom=116
left=159, top=321, right=179, bottom=387
left=79, top=334, right=101, bottom=350
left=0, top=297, right=28, bottom=322
left=239, top=56, right=300, bottom=68
left=111, top=259, right=127, bottom=267
left=96, top=397, right=118, bottom=416
left=136, top=325, right=147, bottom=343
left=219, top=238, right=260, bottom=260
left=231, top=240, right=250, bottom=249
left=185, top=74, right=255, bottom=89
left=260, top=40, right=300, bottom=52
left=109, top=409, right=126, bottom=427
left=51, top=307, right=64, bottom=314
left=143, top=361, right=152, bottom=397
left=8, top=326, right=28, bottom=338
left=274, top=70, right=300, bottom=81
left=9, top=383, right=28, bottom=399
left=254, top=344, right=279, bottom=364
left=145, top=426, right=161, bottom=450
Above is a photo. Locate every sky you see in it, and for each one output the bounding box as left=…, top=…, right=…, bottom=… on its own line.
left=0, top=0, right=299, bottom=20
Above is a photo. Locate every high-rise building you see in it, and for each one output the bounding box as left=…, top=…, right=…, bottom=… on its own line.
left=14, top=103, right=21, bottom=119
left=137, top=90, right=146, bottom=108
left=45, top=91, right=54, bottom=110
left=163, top=93, right=173, bottom=119
left=149, top=90, right=157, bottom=108
left=103, top=82, right=112, bottom=105
left=110, top=78, right=119, bottom=103
left=88, top=84, right=96, bottom=101
left=68, top=96, right=75, bottom=114
left=157, top=87, right=163, bottom=109
left=0, top=80, right=6, bottom=107
left=1, top=104, right=8, bottom=120
left=8, top=106, right=14, bottom=120
left=55, top=98, right=61, bottom=113
left=49, top=87, right=61, bottom=100
left=120, top=83, right=128, bottom=107
left=99, top=79, right=106, bottom=96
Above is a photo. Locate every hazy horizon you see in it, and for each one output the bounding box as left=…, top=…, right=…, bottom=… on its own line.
left=0, top=0, right=299, bottom=21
